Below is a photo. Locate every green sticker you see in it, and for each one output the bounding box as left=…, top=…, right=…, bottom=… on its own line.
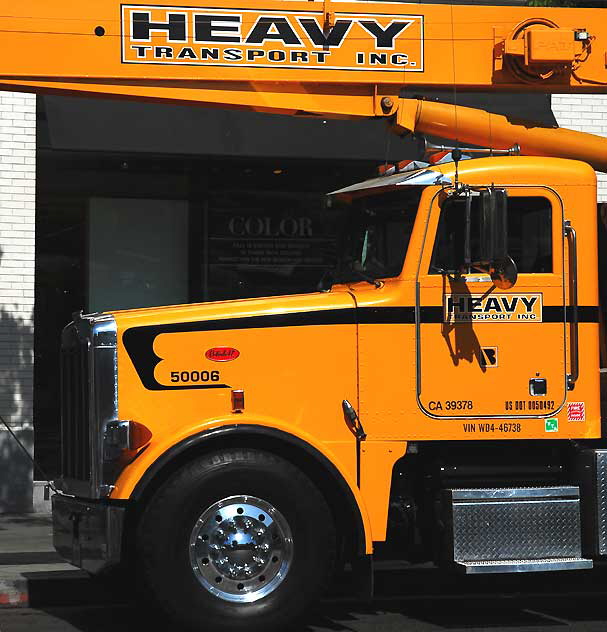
left=545, top=418, right=558, bottom=433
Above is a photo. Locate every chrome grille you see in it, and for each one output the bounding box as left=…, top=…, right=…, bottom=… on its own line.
left=57, top=313, right=118, bottom=499
left=60, top=323, right=91, bottom=482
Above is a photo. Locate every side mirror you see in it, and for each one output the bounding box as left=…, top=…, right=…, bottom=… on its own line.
left=480, top=188, right=508, bottom=263
left=479, top=188, right=518, bottom=289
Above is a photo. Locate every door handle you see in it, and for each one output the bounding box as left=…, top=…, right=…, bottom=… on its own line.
left=462, top=275, right=492, bottom=283
left=565, top=220, right=578, bottom=390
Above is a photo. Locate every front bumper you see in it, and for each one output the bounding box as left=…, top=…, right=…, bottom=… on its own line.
left=52, top=494, right=125, bottom=574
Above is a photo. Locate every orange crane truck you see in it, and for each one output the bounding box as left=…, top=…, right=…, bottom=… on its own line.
left=3, top=1, right=607, bottom=629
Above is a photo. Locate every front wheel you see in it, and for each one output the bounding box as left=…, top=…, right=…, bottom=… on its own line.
left=137, top=448, right=336, bottom=631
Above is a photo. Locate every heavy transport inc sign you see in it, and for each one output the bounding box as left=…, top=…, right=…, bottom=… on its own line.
left=121, top=5, right=424, bottom=71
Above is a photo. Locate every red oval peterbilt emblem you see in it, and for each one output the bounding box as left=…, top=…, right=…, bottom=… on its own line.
left=206, top=347, right=240, bottom=362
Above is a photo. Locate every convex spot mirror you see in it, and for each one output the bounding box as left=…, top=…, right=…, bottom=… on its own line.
left=489, top=255, right=518, bottom=290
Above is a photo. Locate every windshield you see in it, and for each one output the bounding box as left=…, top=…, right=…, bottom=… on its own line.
left=327, top=188, right=422, bottom=285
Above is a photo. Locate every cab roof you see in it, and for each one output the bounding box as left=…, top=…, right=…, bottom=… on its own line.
left=329, top=156, right=596, bottom=199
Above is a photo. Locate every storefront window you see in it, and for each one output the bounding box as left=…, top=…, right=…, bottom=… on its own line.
left=34, top=153, right=374, bottom=475
left=88, top=198, right=189, bottom=311
left=206, top=189, right=343, bottom=300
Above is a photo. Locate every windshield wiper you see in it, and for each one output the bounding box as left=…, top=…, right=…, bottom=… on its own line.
left=317, top=268, right=334, bottom=292
left=318, top=259, right=381, bottom=291
left=352, top=261, right=382, bottom=288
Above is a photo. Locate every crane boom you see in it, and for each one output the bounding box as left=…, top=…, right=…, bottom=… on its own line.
left=1, top=2, right=606, bottom=109
left=1, top=1, right=607, bottom=167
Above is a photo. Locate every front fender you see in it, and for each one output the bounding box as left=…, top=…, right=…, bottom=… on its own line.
left=112, top=416, right=373, bottom=554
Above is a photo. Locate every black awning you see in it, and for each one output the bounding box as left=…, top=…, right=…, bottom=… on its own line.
left=42, top=91, right=557, bottom=160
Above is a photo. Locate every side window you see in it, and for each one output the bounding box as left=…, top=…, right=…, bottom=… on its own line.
left=507, top=197, right=552, bottom=273
left=430, top=195, right=481, bottom=274
left=430, top=195, right=552, bottom=274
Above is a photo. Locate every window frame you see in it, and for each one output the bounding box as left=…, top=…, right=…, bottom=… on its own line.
left=418, top=186, right=565, bottom=289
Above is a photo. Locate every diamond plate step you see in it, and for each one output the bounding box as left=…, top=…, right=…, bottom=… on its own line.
left=456, top=557, right=593, bottom=574
left=444, top=487, right=585, bottom=566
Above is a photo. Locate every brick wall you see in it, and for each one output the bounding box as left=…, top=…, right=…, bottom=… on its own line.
left=0, top=92, right=36, bottom=512
left=551, top=94, right=607, bottom=202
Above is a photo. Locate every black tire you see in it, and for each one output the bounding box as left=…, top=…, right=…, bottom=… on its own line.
left=136, top=448, right=336, bottom=631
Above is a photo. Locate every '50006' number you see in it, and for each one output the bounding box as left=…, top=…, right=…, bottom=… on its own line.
left=170, top=370, right=220, bottom=383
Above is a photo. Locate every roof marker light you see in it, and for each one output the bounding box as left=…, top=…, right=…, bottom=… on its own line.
left=377, top=163, right=396, bottom=176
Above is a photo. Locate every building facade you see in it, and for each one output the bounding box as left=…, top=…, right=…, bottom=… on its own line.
left=552, top=95, right=607, bottom=202
left=0, top=92, right=35, bottom=512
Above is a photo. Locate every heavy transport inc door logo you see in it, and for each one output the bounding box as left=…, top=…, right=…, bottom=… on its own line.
left=444, top=294, right=543, bottom=323
left=121, top=5, right=424, bottom=71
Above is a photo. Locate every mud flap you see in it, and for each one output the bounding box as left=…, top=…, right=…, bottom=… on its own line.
left=351, top=554, right=374, bottom=602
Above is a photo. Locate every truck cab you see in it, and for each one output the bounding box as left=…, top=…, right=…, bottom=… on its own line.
left=53, top=156, right=605, bottom=631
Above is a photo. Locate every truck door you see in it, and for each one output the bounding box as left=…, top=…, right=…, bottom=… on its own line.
left=416, top=187, right=566, bottom=419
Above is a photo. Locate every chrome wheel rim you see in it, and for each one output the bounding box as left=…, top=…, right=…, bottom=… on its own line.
left=189, top=495, right=293, bottom=603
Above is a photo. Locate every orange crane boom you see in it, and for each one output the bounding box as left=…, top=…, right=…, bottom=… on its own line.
left=0, top=1, right=607, bottom=167
left=1, top=2, right=606, bottom=105
left=393, top=99, right=607, bottom=172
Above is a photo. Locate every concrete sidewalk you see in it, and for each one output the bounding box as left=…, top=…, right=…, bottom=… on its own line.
left=0, top=513, right=115, bottom=608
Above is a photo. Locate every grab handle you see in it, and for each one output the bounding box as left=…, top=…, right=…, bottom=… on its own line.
left=565, top=220, right=578, bottom=390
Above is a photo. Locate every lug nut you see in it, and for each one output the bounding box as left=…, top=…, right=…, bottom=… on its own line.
left=381, top=96, right=394, bottom=112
